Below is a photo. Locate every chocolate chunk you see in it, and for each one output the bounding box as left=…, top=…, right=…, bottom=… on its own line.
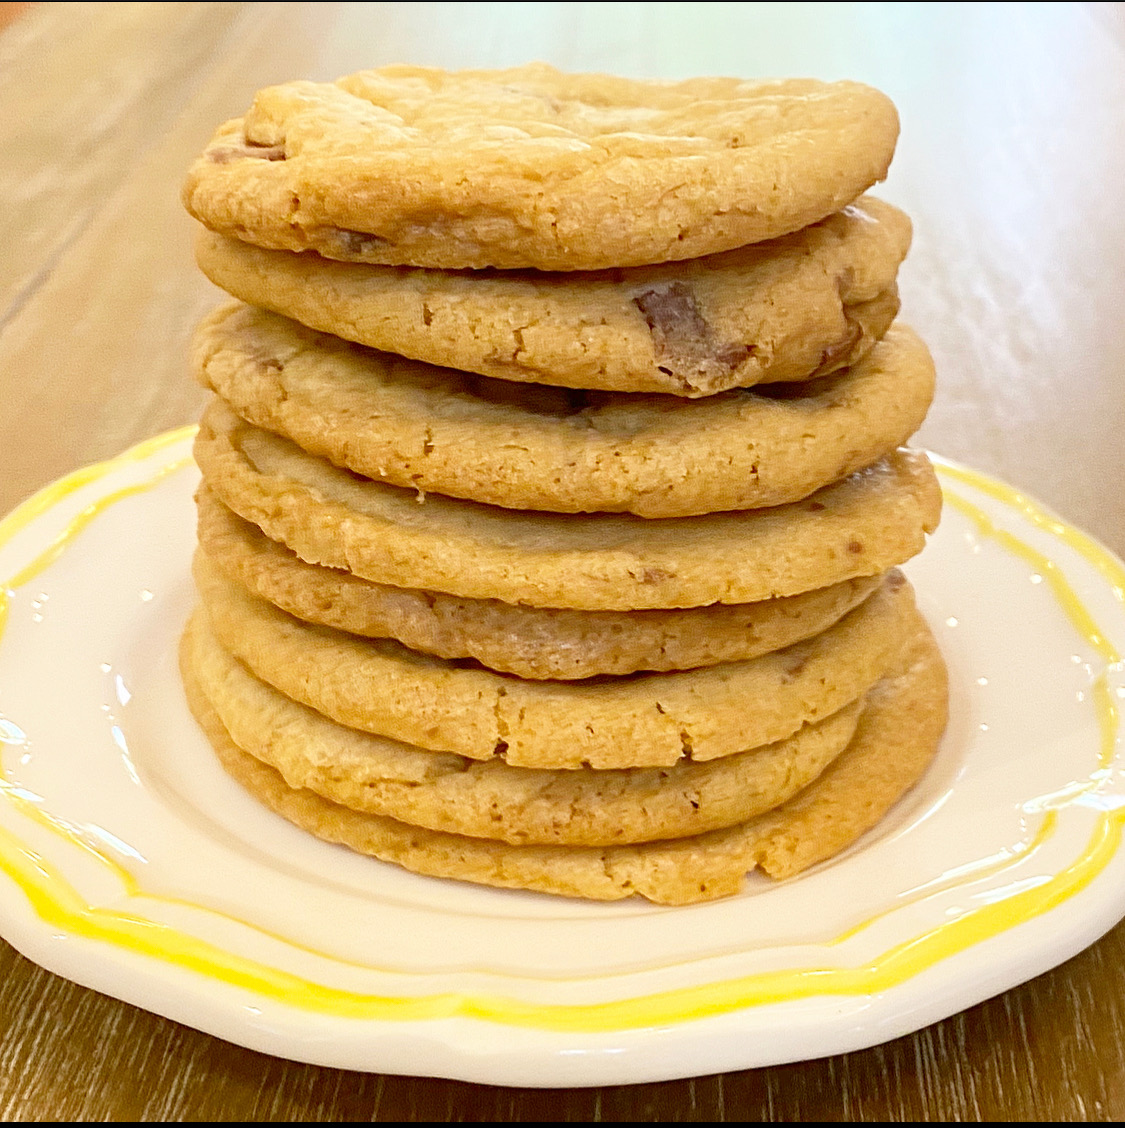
left=633, top=282, right=710, bottom=342
left=632, top=282, right=752, bottom=393
left=810, top=314, right=864, bottom=377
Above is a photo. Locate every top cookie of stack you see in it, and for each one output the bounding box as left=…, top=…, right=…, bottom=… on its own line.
left=185, top=63, right=900, bottom=272
left=180, top=64, right=946, bottom=903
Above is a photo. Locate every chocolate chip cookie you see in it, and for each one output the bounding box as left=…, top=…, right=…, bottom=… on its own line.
left=183, top=64, right=899, bottom=270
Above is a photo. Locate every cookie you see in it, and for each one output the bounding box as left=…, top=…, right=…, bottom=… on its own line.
left=193, top=400, right=942, bottom=610
left=193, top=195, right=909, bottom=397
left=182, top=609, right=866, bottom=845
left=182, top=64, right=899, bottom=271
left=197, top=487, right=883, bottom=679
left=193, top=304, right=933, bottom=517
left=192, top=554, right=915, bottom=770
left=183, top=611, right=947, bottom=903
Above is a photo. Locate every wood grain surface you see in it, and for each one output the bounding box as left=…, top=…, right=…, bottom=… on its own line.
left=1, top=2, right=1123, bottom=1120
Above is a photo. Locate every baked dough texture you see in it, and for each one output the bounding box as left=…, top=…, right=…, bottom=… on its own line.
left=181, top=609, right=947, bottom=903
left=182, top=64, right=900, bottom=270
left=182, top=609, right=868, bottom=846
left=196, top=487, right=883, bottom=679
left=193, top=400, right=941, bottom=611
left=177, top=64, right=947, bottom=905
left=192, top=195, right=910, bottom=396
left=192, top=303, right=934, bottom=517
left=192, top=554, right=916, bottom=770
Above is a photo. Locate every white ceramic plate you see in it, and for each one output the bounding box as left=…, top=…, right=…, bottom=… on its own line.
left=1, top=430, right=1123, bottom=1088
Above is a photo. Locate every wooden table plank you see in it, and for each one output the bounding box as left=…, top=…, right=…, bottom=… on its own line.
left=0, top=3, right=248, bottom=319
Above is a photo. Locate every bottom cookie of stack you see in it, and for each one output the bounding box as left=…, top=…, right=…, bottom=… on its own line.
left=179, top=597, right=947, bottom=905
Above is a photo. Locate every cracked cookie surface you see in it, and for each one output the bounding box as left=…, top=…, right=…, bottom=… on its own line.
left=182, top=64, right=899, bottom=270
left=182, top=609, right=865, bottom=845
left=194, top=196, right=909, bottom=396
left=182, top=608, right=946, bottom=902
left=196, top=488, right=883, bottom=679
left=193, top=399, right=942, bottom=610
left=192, top=555, right=915, bottom=770
left=193, top=303, right=933, bottom=517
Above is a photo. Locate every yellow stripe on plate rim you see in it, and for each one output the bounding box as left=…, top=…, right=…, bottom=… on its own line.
left=0, top=434, right=1121, bottom=1032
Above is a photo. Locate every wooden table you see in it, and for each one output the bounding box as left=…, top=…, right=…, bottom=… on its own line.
left=1, top=2, right=1123, bottom=1119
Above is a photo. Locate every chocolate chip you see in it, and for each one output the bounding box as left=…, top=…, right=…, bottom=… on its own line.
left=632, top=282, right=753, bottom=393
left=810, top=315, right=863, bottom=377
left=634, top=283, right=708, bottom=338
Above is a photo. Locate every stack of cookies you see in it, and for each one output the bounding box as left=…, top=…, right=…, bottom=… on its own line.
left=178, top=64, right=948, bottom=904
